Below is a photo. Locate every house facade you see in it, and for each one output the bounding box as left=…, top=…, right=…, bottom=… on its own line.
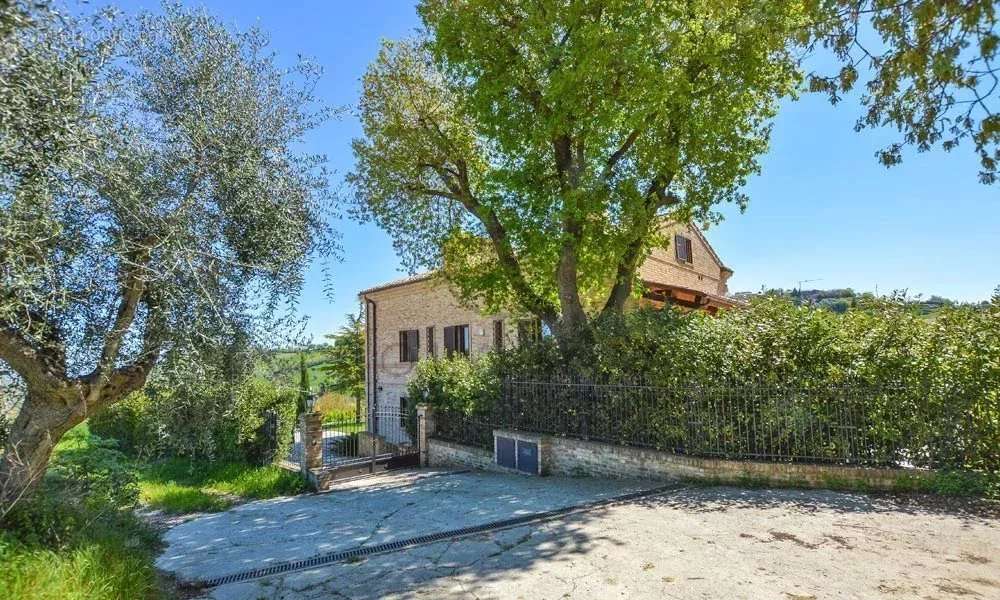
left=358, top=223, right=735, bottom=415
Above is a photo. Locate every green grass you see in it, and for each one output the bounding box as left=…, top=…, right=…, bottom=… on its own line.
left=1, top=425, right=164, bottom=600
left=139, top=458, right=307, bottom=514
left=0, top=527, right=162, bottom=600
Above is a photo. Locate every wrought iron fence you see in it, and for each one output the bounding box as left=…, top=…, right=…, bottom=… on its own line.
left=288, top=407, right=419, bottom=468
left=434, top=376, right=907, bottom=466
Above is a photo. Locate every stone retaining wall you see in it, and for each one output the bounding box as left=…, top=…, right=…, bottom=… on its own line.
left=427, top=434, right=930, bottom=492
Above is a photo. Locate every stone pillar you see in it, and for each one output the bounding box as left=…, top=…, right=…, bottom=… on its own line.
left=416, top=404, right=435, bottom=467
left=299, top=411, right=323, bottom=473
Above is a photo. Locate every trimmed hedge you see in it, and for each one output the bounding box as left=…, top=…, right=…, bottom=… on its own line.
left=409, top=294, right=1000, bottom=480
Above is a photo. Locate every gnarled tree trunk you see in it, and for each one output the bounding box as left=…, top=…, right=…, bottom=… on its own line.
left=0, top=389, right=84, bottom=515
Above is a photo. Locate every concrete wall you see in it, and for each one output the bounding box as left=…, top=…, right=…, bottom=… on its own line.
left=427, top=434, right=930, bottom=492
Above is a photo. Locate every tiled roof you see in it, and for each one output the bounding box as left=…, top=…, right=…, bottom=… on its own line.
left=358, top=271, right=436, bottom=296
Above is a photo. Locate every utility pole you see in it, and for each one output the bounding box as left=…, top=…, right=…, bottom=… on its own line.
left=796, top=278, right=822, bottom=305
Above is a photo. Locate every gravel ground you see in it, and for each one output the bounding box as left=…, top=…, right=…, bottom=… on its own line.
left=158, top=470, right=1000, bottom=600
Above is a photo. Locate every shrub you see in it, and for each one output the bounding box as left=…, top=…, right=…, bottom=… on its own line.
left=0, top=425, right=160, bottom=600
left=231, top=379, right=298, bottom=465
left=88, top=391, right=158, bottom=459
left=409, top=294, right=1000, bottom=481
left=90, top=377, right=298, bottom=465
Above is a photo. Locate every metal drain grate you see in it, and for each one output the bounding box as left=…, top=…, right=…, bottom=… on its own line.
left=200, top=483, right=683, bottom=588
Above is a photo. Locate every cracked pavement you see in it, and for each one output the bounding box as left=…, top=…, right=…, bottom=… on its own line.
left=158, top=470, right=1000, bottom=599
left=156, top=469, right=655, bottom=585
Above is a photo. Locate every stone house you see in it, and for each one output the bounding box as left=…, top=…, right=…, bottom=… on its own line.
left=358, top=223, right=735, bottom=414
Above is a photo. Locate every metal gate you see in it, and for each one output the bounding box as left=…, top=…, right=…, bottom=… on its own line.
left=291, top=406, right=421, bottom=478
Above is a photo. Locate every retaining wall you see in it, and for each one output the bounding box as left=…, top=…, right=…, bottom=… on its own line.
left=427, top=433, right=930, bottom=491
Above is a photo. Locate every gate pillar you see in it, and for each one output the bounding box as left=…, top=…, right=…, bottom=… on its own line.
left=416, top=404, right=435, bottom=467
left=299, top=411, right=324, bottom=473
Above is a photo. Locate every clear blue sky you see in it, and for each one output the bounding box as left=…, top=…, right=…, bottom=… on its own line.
left=107, top=1, right=999, bottom=341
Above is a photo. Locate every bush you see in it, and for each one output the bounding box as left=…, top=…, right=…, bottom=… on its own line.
left=88, top=391, right=158, bottom=459
left=409, top=294, right=1000, bottom=480
left=90, top=377, right=298, bottom=465
left=232, top=379, right=298, bottom=465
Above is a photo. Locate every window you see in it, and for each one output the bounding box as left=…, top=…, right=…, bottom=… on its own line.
left=399, top=329, right=419, bottom=363
left=399, top=396, right=408, bottom=414
left=493, top=320, right=504, bottom=351
left=443, top=324, right=470, bottom=357
left=517, top=318, right=542, bottom=344
left=426, top=326, right=435, bottom=357
left=674, top=234, right=693, bottom=264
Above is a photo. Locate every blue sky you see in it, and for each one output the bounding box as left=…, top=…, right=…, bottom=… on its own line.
left=107, top=1, right=999, bottom=341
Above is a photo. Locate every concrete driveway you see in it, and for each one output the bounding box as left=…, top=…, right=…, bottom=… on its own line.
left=158, top=470, right=1000, bottom=599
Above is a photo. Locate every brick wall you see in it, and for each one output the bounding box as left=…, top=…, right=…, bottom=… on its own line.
left=638, top=222, right=731, bottom=296
left=428, top=433, right=930, bottom=492
left=362, top=278, right=515, bottom=414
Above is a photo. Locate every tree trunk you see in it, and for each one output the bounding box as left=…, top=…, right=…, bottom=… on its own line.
left=0, top=391, right=83, bottom=515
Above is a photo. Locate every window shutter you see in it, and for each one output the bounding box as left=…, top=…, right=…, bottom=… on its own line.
left=493, top=320, right=504, bottom=351
left=426, top=326, right=435, bottom=357
left=399, top=331, right=405, bottom=362
left=412, top=329, right=419, bottom=361
left=685, top=237, right=693, bottom=263
left=444, top=325, right=455, bottom=356
left=460, top=325, right=470, bottom=354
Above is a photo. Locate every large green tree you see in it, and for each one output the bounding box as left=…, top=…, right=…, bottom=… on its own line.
left=0, top=3, right=335, bottom=509
left=350, top=0, right=999, bottom=361
left=350, top=1, right=808, bottom=356
left=322, top=312, right=365, bottom=415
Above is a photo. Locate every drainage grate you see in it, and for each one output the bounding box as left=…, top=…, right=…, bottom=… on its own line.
left=200, top=483, right=684, bottom=588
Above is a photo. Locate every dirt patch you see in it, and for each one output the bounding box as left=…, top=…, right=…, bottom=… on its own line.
left=960, top=552, right=991, bottom=564
left=769, top=530, right=821, bottom=549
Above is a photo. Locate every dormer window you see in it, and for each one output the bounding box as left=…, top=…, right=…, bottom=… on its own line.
left=674, top=234, right=693, bottom=265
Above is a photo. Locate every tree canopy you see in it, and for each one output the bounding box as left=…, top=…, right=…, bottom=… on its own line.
left=0, top=2, right=335, bottom=506
left=351, top=0, right=999, bottom=358
left=812, top=0, right=1000, bottom=183
left=350, top=0, right=808, bottom=353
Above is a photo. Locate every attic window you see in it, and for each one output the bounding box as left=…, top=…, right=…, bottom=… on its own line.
left=674, top=234, right=693, bottom=264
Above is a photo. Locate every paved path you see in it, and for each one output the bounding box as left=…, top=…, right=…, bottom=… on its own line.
left=157, top=470, right=1000, bottom=599
left=157, top=470, right=657, bottom=585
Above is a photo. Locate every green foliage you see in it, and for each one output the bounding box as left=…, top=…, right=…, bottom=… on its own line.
left=1, top=0, right=335, bottom=506
left=322, top=312, right=366, bottom=406
left=138, top=458, right=305, bottom=515
left=90, top=377, right=298, bottom=465
left=233, top=378, right=298, bottom=465
left=298, top=352, right=312, bottom=416
left=411, top=294, right=1000, bottom=483
left=87, top=391, right=158, bottom=459
left=3, top=425, right=140, bottom=547
left=0, top=424, right=161, bottom=600
left=810, top=1, right=1000, bottom=183
left=351, top=1, right=808, bottom=343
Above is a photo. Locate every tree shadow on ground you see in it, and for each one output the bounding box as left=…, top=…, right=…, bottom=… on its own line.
left=198, top=476, right=999, bottom=599
left=632, top=483, right=1000, bottom=524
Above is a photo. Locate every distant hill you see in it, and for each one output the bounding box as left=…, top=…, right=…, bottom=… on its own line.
left=255, top=345, right=335, bottom=391
left=733, top=288, right=986, bottom=316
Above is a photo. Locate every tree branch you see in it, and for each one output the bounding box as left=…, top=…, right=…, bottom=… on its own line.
left=0, top=327, right=66, bottom=394
left=601, top=172, right=679, bottom=315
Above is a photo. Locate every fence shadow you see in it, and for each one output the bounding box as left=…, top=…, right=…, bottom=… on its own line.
left=630, top=484, right=1000, bottom=524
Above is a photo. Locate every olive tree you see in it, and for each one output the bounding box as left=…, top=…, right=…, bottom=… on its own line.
left=350, top=1, right=808, bottom=357
left=0, top=3, right=335, bottom=509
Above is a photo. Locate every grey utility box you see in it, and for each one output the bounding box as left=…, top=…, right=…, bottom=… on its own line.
left=493, top=429, right=549, bottom=475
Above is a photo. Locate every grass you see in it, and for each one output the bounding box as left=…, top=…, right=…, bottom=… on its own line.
left=1, top=424, right=165, bottom=600
left=139, top=458, right=307, bottom=514
left=0, top=526, right=162, bottom=600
